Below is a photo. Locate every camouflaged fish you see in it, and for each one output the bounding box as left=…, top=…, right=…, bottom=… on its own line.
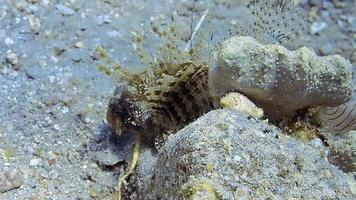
left=106, top=61, right=219, bottom=146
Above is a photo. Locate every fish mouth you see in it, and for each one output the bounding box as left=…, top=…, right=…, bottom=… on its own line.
left=106, top=97, right=124, bottom=135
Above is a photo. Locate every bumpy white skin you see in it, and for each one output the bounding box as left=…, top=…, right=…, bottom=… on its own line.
left=209, top=36, right=353, bottom=120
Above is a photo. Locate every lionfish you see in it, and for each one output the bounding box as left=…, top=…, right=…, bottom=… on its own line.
left=106, top=61, right=218, bottom=145
left=106, top=22, right=219, bottom=147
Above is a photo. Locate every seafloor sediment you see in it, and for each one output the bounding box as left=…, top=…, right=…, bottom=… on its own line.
left=0, top=0, right=355, bottom=199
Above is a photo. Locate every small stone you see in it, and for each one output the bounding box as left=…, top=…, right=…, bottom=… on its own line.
left=33, top=146, right=42, bottom=157
left=53, top=124, right=60, bottom=131
left=347, top=175, right=356, bottom=195
left=42, top=116, right=52, bottom=127
left=71, top=54, right=82, bottom=62
left=89, top=188, right=98, bottom=198
left=84, top=117, right=91, bottom=124
left=14, top=2, right=26, bottom=12
left=0, top=169, right=24, bottom=193
left=310, top=21, right=327, bottom=34
left=48, top=170, right=58, bottom=180
left=47, top=151, right=59, bottom=165
left=97, top=15, right=111, bottom=25
left=3, top=146, right=16, bottom=160
left=28, top=15, right=41, bottom=30
left=39, top=170, right=48, bottom=178
left=29, top=158, right=42, bottom=167
left=4, top=37, right=14, bottom=46
left=73, top=41, right=83, bottom=48
left=55, top=4, right=75, bottom=16
left=53, top=46, right=66, bottom=56
left=42, top=0, right=50, bottom=6
left=6, top=52, right=19, bottom=66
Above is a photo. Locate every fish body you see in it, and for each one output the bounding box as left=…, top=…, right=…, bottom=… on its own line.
left=106, top=62, right=218, bottom=143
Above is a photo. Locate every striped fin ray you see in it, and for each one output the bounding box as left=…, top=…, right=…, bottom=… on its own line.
left=319, top=100, right=356, bottom=134
left=145, top=62, right=216, bottom=131
left=185, top=64, right=218, bottom=113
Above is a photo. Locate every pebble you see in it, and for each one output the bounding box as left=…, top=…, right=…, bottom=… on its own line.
left=42, top=0, right=50, bottom=6
left=42, top=116, right=52, bottom=127
left=47, top=151, right=59, bottom=165
left=6, top=52, right=19, bottom=66
left=0, top=169, right=24, bottom=193
left=73, top=41, right=83, bottom=48
left=14, top=2, right=26, bottom=12
left=4, top=37, right=14, bottom=46
left=48, top=170, right=59, bottom=180
left=53, top=124, right=60, bottom=131
left=29, top=158, right=42, bottom=167
left=28, top=15, right=41, bottom=30
left=310, top=21, right=327, bottom=34
left=71, top=53, right=82, bottom=62
left=97, top=15, right=111, bottom=25
left=39, top=169, right=49, bottom=178
left=53, top=45, right=66, bottom=56
left=55, top=4, right=75, bottom=16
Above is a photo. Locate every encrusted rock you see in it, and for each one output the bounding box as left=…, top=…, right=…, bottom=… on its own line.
left=209, top=36, right=353, bottom=121
left=138, top=109, right=353, bottom=199
left=328, top=131, right=356, bottom=172
left=0, top=169, right=24, bottom=193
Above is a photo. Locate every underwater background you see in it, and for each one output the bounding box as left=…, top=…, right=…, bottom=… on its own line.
left=0, top=0, right=355, bottom=199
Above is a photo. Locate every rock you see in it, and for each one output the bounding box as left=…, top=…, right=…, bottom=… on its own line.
left=48, top=170, right=59, bottom=180
left=29, top=158, right=42, bottom=167
left=328, top=131, right=356, bottom=172
left=209, top=36, right=353, bottom=121
left=310, top=21, right=327, bottom=34
left=46, top=151, right=59, bottom=165
left=0, top=169, right=24, bottom=193
left=137, top=109, right=353, bottom=199
left=73, top=41, right=83, bottom=48
left=96, top=15, right=111, bottom=26
left=71, top=53, right=82, bottom=63
left=55, top=4, right=75, bottom=16
left=28, top=15, right=41, bottom=30
left=6, top=52, right=19, bottom=66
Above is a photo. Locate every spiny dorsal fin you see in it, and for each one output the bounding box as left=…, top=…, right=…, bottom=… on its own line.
left=144, top=62, right=215, bottom=130
left=145, top=62, right=202, bottom=101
